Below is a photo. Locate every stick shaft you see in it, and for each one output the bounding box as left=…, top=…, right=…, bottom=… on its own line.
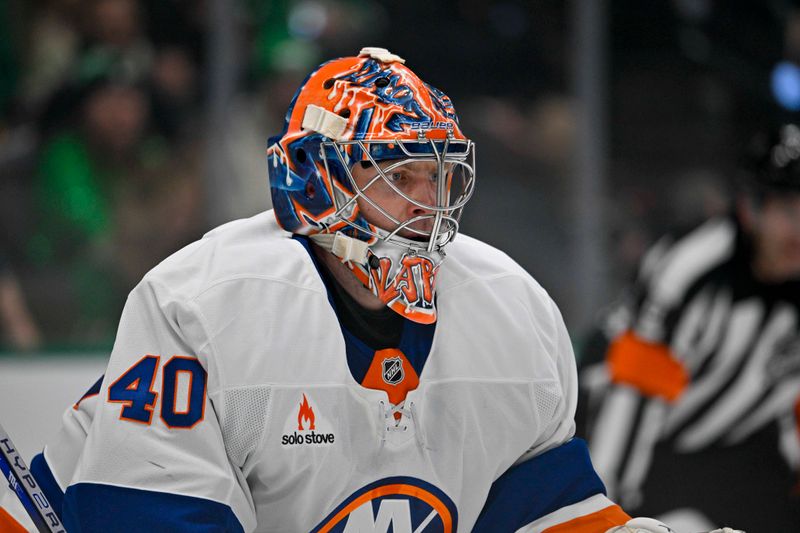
left=0, top=423, right=64, bottom=533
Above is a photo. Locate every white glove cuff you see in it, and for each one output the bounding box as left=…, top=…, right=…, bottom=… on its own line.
left=605, top=517, right=674, bottom=533
left=605, top=517, right=745, bottom=533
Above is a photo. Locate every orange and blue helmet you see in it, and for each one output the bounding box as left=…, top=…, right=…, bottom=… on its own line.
left=267, top=47, right=476, bottom=323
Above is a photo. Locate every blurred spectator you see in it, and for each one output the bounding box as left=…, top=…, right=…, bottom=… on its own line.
left=0, top=253, right=41, bottom=351
left=19, top=0, right=154, bottom=125
left=78, top=0, right=153, bottom=86
left=149, top=45, right=200, bottom=141
left=113, top=139, right=205, bottom=289
left=26, top=69, right=204, bottom=346
left=17, top=0, right=82, bottom=119
left=578, top=123, right=800, bottom=532
left=0, top=0, right=211, bottom=348
left=28, top=78, right=150, bottom=343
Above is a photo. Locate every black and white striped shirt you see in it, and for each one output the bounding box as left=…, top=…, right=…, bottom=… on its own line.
left=580, top=215, right=800, bottom=530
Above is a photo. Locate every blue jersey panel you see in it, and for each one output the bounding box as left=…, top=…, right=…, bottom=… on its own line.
left=472, top=438, right=607, bottom=532
left=74, top=375, right=103, bottom=409
left=30, top=453, right=64, bottom=521
left=63, top=483, right=244, bottom=532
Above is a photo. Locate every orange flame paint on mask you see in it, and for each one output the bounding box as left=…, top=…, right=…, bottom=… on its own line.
left=396, top=255, right=436, bottom=305
left=368, top=256, right=436, bottom=308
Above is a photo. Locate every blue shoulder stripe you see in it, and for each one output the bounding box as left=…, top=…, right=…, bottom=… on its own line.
left=63, top=483, right=244, bottom=532
left=472, top=438, right=607, bottom=532
left=30, top=453, right=64, bottom=521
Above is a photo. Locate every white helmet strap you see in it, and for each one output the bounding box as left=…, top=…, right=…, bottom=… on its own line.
left=302, top=104, right=348, bottom=141
left=310, top=233, right=371, bottom=264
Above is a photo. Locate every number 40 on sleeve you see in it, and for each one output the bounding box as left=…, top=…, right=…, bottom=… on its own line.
left=108, top=355, right=207, bottom=429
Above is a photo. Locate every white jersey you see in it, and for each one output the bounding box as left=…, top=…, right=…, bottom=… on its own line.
left=3, top=211, right=625, bottom=532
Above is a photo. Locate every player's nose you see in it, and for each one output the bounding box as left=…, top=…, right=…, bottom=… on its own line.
left=408, top=179, right=437, bottom=215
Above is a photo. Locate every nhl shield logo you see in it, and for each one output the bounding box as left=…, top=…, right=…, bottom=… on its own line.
left=381, top=356, right=404, bottom=386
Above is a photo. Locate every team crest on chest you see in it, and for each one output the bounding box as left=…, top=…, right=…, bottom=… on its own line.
left=382, top=356, right=405, bottom=386
left=310, top=476, right=458, bottom=533
left=281, top=393, right=336, bottom=447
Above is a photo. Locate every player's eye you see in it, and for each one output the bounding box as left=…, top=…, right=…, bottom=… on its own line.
left=389, top=171, right=405, bottom=182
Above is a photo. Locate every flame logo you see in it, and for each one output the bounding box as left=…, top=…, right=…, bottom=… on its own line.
left=297, top=394, right=316, bottom=431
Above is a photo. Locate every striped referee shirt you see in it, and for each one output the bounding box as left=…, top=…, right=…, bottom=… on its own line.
left=581, top=214, right=800, bottom=528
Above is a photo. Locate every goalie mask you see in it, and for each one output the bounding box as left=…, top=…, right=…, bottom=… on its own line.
left=267, top=47, right=476, bottom=324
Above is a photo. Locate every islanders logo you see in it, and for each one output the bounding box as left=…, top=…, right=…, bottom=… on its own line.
left=311, top=477, right=458, bottom=533
left=281, top=393, right=336, bottom=446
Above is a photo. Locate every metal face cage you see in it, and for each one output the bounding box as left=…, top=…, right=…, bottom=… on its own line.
left=323, top=137, right=476, bottom=253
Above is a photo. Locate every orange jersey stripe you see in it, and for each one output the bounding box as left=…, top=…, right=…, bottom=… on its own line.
left=316, top=484, right=454, bottom=533
left=542, top=504, right=630, bottom=533
left=0, top=506, right=28, bottom=533
left=607, top=330, right=689, bottom=402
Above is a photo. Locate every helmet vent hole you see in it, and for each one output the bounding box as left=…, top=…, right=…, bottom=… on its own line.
left=305, top=181, right=316, bottom=199
left=339, top=108, right=351, bottom=119
left=375, top=77, right=390, bottom=88
left=323, top=78, right=335, bottom=89
left=296, top=148, right=307, bottom=163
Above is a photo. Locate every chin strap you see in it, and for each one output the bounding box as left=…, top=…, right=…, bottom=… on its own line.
left=310, top=233, right=371, bottom=265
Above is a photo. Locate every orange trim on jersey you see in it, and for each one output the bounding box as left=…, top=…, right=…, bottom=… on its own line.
left=316, top=484, right=453, bottom=533
left=542, top=504, right=630, bottom=532
left=360, top=348, right=419, bottom=409
left=607, top=330, right=689, bottom=402
left=0, top=506, right=28, bottom=533
left=73, top=392, right=99, bottom=411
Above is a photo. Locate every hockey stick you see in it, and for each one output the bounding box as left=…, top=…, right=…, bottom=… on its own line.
left=0, top=422, right=64, bottom=533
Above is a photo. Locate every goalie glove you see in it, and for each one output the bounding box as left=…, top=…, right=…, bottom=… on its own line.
left=605, top=517, right=745, bottom=533
left=605, top=517, right=676, bottom=533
